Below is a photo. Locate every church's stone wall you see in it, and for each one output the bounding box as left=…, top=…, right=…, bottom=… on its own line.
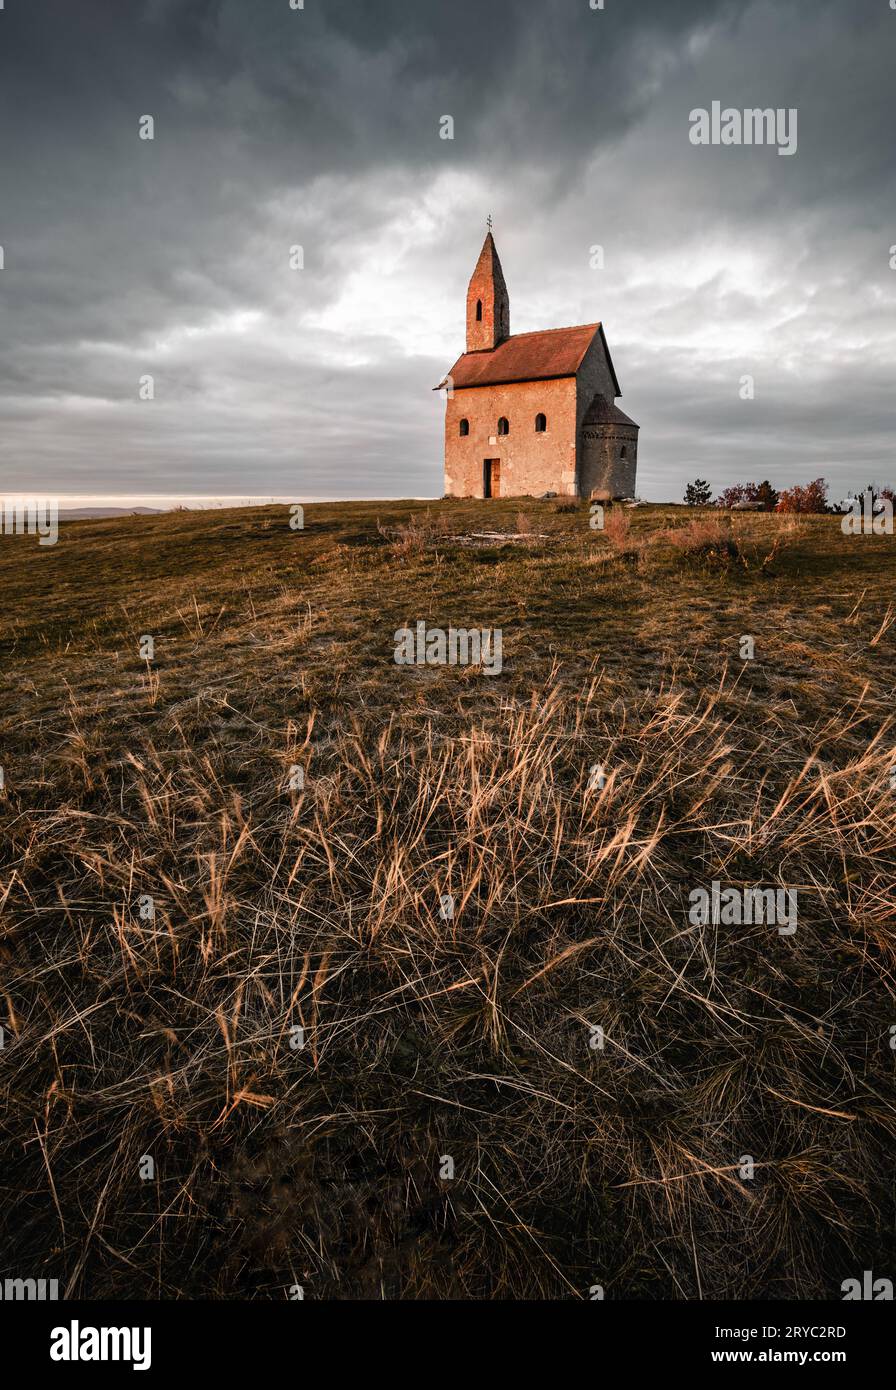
left=571, top=332, right=639, bottom=499
left=444, top=377, right=579, bottom=498
left=579, top=423, right=639, bottom=500
left=441, top=235, right=639, bottom=500
left=574, top=334, right=623, bottom=492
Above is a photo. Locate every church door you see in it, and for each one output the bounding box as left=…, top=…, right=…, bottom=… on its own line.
left=484, top=459, right=501, bottom=498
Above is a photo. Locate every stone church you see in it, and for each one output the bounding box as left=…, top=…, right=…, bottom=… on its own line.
left=436, top=230, right=639, bottom=500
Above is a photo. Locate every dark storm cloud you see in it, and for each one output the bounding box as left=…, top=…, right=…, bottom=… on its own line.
left=0, top=0, right=893, bottom=500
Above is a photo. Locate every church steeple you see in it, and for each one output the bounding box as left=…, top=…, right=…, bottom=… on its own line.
left=466, top=227, right=510, bottom=352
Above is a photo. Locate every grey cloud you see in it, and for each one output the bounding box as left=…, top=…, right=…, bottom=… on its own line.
left=0, top=0, right=893, bottom=501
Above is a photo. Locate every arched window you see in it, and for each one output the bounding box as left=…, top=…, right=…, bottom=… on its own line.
left=497, top=417, right=509, bottom=436
left=535, top=413, right=547, bottom=433
left=459, top=418, right=470, bottom=437
left=476, top=300, right=483, bottom=322
left=620, top=445, right=628, bottom=459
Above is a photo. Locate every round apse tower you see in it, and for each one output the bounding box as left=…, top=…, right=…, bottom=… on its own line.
left=580, top=392, right=639, bottom=500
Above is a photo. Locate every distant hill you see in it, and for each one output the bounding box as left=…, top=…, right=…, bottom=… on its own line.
left=58, top=506, right=164, bottom=520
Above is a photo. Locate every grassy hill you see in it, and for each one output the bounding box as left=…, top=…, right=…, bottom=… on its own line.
left=1, top=499, right=894, bottom=1299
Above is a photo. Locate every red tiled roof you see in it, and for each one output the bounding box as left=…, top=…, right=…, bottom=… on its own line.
left=437, top=322, right=620, bottom=393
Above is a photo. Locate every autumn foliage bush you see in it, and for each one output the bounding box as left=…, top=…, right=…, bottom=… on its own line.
left=715, top=481, right=779, bottom=511
left=775, top=479, right=829, bottom=514
left=715, top=479, right=829, bottom=514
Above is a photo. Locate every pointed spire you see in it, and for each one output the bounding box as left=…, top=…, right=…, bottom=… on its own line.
left=466, top=229, right=510, bottom=352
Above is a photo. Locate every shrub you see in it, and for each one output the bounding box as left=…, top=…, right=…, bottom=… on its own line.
left=684, top=479, right=713, bottom=506
left=753, top=480, right=780, bottom=511
left=715, top=483, right=754, bottom=509
left=840, top=485, right=896, bottom=512
left=776, top=479, right=829, bottom=514
left=715, top=481, right=779, bottom=511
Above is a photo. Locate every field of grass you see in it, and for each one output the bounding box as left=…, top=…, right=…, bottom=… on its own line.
left=1, top=498, right=895, bottom=1299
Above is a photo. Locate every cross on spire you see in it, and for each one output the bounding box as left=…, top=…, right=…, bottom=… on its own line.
left=486, top=214, right=493, bottom=233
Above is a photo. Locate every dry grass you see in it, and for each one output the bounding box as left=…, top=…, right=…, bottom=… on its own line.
left=0, top=499, right=894, bottom=1299
left=662, top=515, right=743, bottom=562
left=626, top=513, right=798, bottom=574
left=376, top=508, right=451, bottom=558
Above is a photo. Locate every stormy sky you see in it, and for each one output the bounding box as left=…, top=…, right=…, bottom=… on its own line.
left=1, top=0, right=893, bottom=504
